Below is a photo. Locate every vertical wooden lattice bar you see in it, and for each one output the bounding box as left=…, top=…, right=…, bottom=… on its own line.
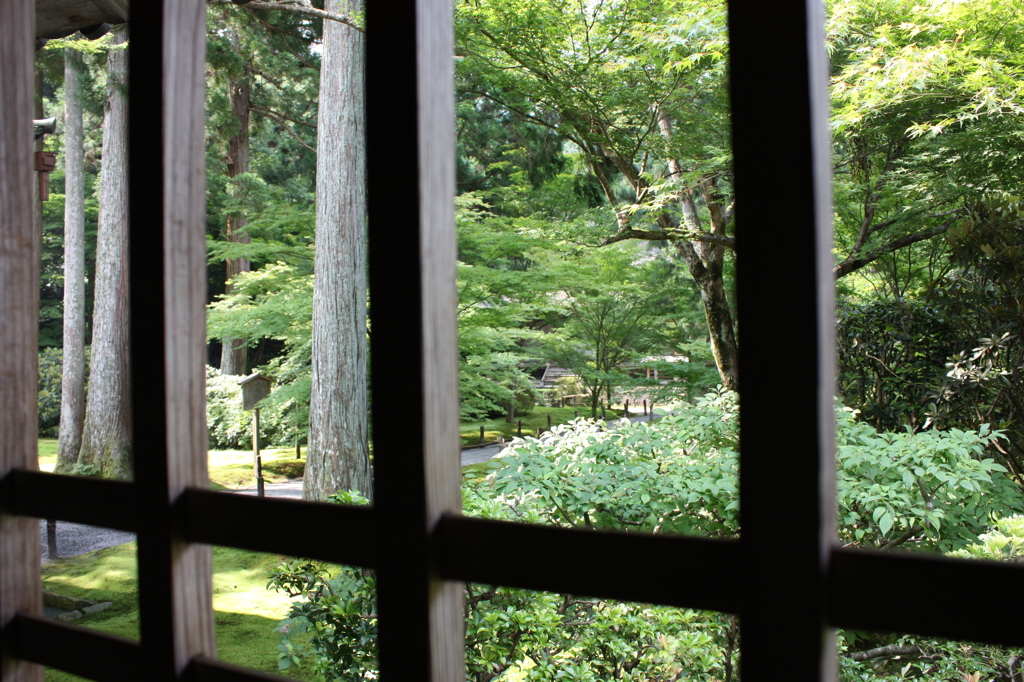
left=0, top=2, right=43, bottom=680
left=366, top=0, right=464, bottom=679
left=129, top=0, right=216, bottom=677
left=730, top=0, right=836, bottom=679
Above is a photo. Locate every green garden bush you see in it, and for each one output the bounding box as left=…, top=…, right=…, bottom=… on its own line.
left=37, top=347, right=90, bottom=437
left=38, top=348, right=64, bottom=437
left=268, top=391, right=1023, bottom=680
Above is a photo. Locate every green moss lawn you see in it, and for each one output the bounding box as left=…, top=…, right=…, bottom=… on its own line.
left=42, top=544, right=307, bottom=680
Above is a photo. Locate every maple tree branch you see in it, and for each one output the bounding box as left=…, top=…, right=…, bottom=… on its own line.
left=833, top=220, right=956, bottom=279
left=603, top=226, right=736, bottom=250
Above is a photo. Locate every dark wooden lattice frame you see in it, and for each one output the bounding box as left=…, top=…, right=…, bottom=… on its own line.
left=2, top=1, right=1023, bottom=680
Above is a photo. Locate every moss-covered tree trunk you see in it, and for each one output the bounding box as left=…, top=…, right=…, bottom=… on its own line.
left=304, top=0, right=371, bottom=501
left=79, top=27, right=131, bottom=479
left=56, top=48, right=87, bottom=473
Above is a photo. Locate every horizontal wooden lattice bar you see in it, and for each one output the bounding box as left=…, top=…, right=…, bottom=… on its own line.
left=181, top=489, right=378, bottom=567
left=439, top=515, right=742, bottom=613
left=13, top=614, right=142, bottom=680
left=830, top=547, right=1024, bottom=646
left=187, top=658, right=294, bottom=682
left=3, top=470, right=136, bottom=532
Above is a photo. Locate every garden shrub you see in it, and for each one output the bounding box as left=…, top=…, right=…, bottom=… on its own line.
left=38, top=348, right=64, bottom=437
left=836, top=408, right=1022, bottom=552
left=206, top=366, right=253, bottom=449
left=267, top=391, right=1024, bottom=680
left=949, top=514, right=1024, bottom=563
left=37, top=347, right=90, bottom=437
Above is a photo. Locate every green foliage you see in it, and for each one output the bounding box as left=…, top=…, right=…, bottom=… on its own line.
left=268, top=490, right=378, bottom=680
left=541, top=244, right=676, bottom=418
left=631, top=343, right=722, bottom=405
left=42, top=33, right=121, bottom=55
left=949, top=514, right=1024, bottom=562
left=269, top=561, right=378, bottom=680
left=836, top=409, right=1022, bottom=551
left=829, top=0, right=1024, bottom=139
left=549, top=375, right=585, bottom=405
left=828, top=0, right=1024, bottom=294
left=838, top=630, right=1023, bottom=682
left=482, top=391, right=740, bottom=536
left=37, top=348, right=90, bottom=437
left=836, top=299, right=962, bottom=431
left=456, top=193, right=555, bottom=421
left=207, top=261, right=315, bottom=440
left=487, top=391, right=1021, bottom=551
left=836, top=199, right=1024, bottom=482
left=38, top=348, right=64, bottom=437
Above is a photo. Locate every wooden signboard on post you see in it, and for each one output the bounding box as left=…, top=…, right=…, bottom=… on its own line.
left=238, top=372, right=273, bottom=411
left=238, top=372, right=273, bottom=497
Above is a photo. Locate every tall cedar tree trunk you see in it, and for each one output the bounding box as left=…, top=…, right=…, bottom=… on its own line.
left=79, top=27, right=132, bottom=478
left=55, top=48, right=87, bottom=472
left=219, top=35, right=251, bottom=376
left=304, top=0, right=371, bottom=501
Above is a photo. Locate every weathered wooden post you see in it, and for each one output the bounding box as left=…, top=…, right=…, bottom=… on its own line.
left=624, top=398, right=630, bottom=416
left=547, top=414, right=552, bottom=430
left=239, top=372, right=274, bottom=497
left=479, top=425, right=485, bottom=444
left=574, top=410, right=578, bottom=419
left=46, top=519, right=58, bottom=560
left=643, top=399, right=648, bottom=416
left=252, top=409, right=263, bottom=497
left=516, top=420, right=522, bottom=438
